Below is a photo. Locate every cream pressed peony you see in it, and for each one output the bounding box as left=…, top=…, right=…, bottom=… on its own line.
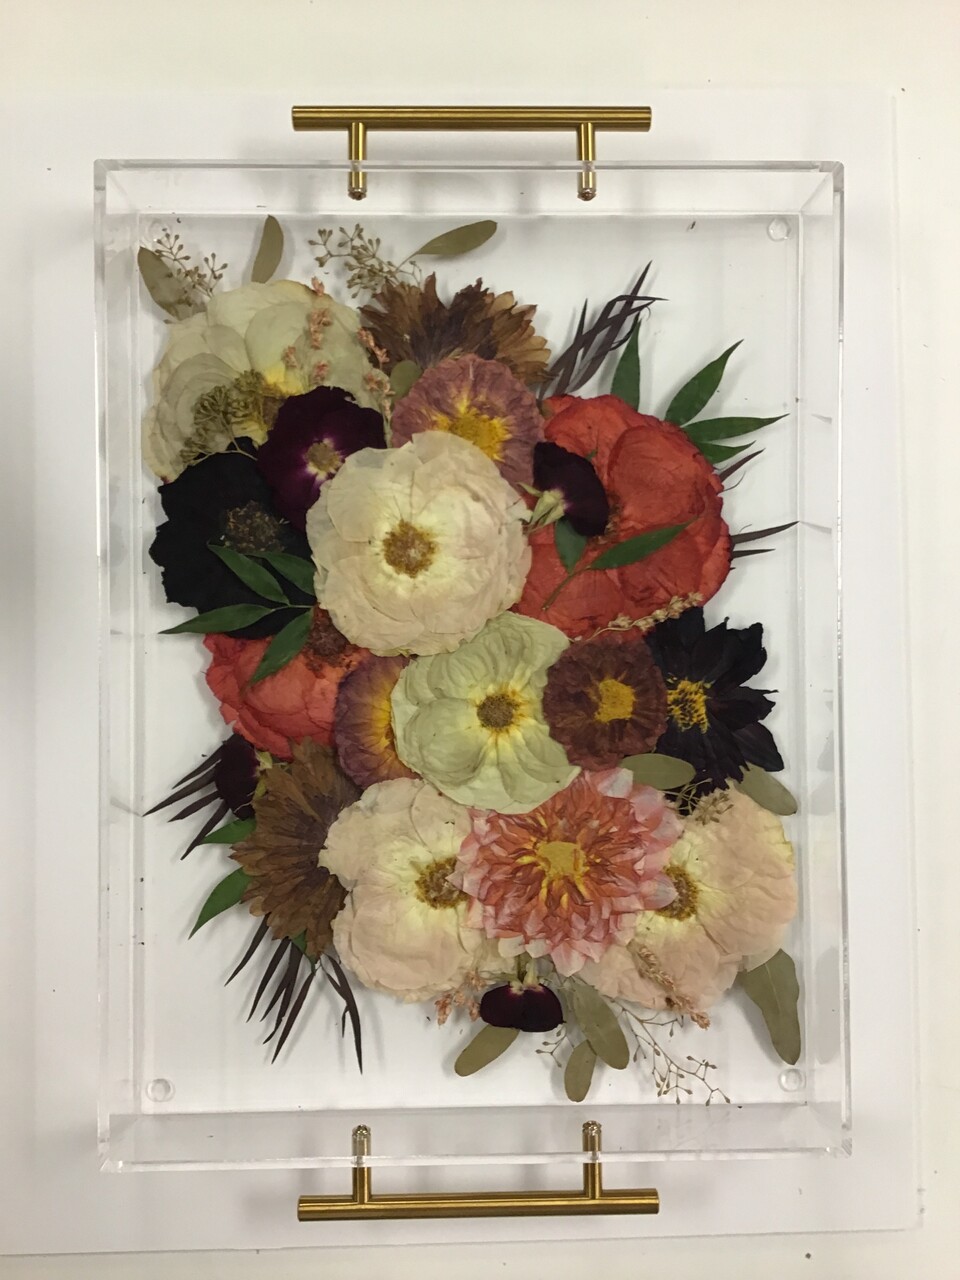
left=320, top=778, right=490, bottom=1002
left=583, top=789, right=796, bottom=1012
left=391, top=612, right=579, bottom=813
left=143, top=280, right=387, bottom=480
left=306, top=432, right=532, bottom=656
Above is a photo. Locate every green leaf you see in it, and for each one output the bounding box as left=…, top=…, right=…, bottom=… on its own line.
left=564, top=1040, right=597, bottom=1103
left=161, top=604, right=277, bottom=635
left=697, top=442, right=750, bottom=466
left=570, top=983, right=629, bottom=1070
left=249, top=609, right=313, bottom=684
left=734, top=765, right=799, bottom=816
left=250, top=215, right=284, bottom=284
left=554, top=519, right=588, bottom=572
left=189, top=868, right=251, bottom=938
left=208, top=545, right=290, bottom=604
left=453, top=1024, right=519, bottom=1076
left=684, top=415, right=786, bottom=444
left=589, top=523, right=686, bottom=571
left=201, top=818, right=255, bottom=845
left=412, top=219, right=497, bottom=257
left=622, top=753, right=696, bottom=790
left=249, top=551, right=317, bottom=598
left=137, top=247, right=191, bottom=319
left=391, top=360, right=422, bottom=399
left=665, top=341, right=742, bottom=426
left=610, top=321, right=641, bottom=409
left=736, top=950, right=801, bottom=1065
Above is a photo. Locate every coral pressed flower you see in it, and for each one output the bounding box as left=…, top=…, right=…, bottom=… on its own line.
left=645, top=607, right=784, bottom=794
left=453, top=767, right=681, bottom=977
left=204, top=609, right=365, bottom=757
left=390, top=355, right=544, bottom=487
left=319, top=778, right=490, bottom=1002
left=583, top=789, right=796, bottom=1011
left=306, top=432, right=531, bottom=656
left=233, top=739, right=358, bottom=956
left=391, top=612, right=578, bottom=813
left=541, top=635, right=668, bottom=770
left=334, top=654, right=415, bottom=789
left=361, top=274, right=550, bottom=385
left=515, top=395, right=732, bottom=638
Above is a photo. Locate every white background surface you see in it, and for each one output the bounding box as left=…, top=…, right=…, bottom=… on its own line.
left=1, top=0, right=957, bottom=1276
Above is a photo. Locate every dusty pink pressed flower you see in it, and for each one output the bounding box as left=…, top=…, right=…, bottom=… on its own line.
left=334, top=654, right=415, bottom=788
left=452, top=768, right=681, bottom=977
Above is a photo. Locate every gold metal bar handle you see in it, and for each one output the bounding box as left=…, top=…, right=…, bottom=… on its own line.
left=291, top=105, right=652, bottom=201
left=297, top=1122, right=659, bottom=1222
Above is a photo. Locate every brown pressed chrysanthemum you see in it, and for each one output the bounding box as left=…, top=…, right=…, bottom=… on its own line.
left=360, top=274, right=550, bottom=386
left=232, top=739, right=359, bottom=957
left=541, top=637, right=668, bottom=770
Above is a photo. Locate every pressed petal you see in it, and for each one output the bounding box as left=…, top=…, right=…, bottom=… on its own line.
left=532, top=441, right=609, bottom=537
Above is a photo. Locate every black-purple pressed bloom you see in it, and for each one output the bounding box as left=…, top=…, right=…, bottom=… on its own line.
left=213, top=733, right=259, bottom=818
left=480, top=983, right=564, bottom=1033
left=256, top=386, right=385, bottom=529
left=533, top=441, right=609, bottom=536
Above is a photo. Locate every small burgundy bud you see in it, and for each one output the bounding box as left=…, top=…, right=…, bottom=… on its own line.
left=533, top=442, right=609, bottom=537
left=479, top=983, right=564, bottom=1033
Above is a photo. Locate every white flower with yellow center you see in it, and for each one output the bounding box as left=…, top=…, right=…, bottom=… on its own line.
left=391, top=612, right=579, bottom=813
left=320, top=778, right=495, bottom=1002
left=306, top=432, right=531, bottom=656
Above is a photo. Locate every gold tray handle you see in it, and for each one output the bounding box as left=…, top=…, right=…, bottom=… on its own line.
left=297, top=1122, right=659, bottom=1221
left=290, top=106, right=653, bottom=201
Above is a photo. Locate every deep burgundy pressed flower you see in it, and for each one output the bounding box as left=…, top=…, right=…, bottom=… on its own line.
left=212, top=732, right=259, bottom=819
left=533, top=441, right=609, bottom=536
left=479, top=983, right=564, bottom=1033
left=256, top=386, right=385, bottom=529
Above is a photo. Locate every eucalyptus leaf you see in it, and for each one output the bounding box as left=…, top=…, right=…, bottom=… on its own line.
left=734, top=765, right=799, bottom=816
left=250, top=215, right=284, bottom=283
left=454, top=1024, right=519, bottom=1076
left=249, top=550, right=317, bottom=597
left=189, top=867, right=251, bottom=937
left=665, top=341, right=742, bottom=426
left=249, top=609, right=313, bottom=684
left=201, top=818, right=256, bottom=845
left=412, top=219, right=497, bottom=257
left=161, top=604, right=277, bottom=635
left=736, top=949, right=801, bottom=1065
left=554, top=519, right=588, bottom=572
left=137, top=247, right=191, bottom=319
left=684, top=415, right=786, bottom=444
left=622, top=753, right=696, bottom=790
left=589, top=523, right=686, bottom=571
left=610, top=321, right=641, bottom=409
left=564, top=1040, right=598, bottom=1103
left=570, top=983, right=629, bottom=1070
left=391, top=360, right=422, bottom=399
left=208, top=545, right=290, bottom=604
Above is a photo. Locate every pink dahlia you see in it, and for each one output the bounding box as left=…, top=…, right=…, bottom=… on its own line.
left=453, top=768, right=681, bottom=976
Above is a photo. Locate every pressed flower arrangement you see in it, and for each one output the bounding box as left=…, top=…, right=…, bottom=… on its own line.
left=142, top=215, right=803, bottom=1102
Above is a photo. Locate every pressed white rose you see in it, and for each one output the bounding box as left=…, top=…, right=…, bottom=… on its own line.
left=306, top=432, right=532, bottom=656
left=391, top=612, right=579, bottom=813
left=143, top=280, right=386, bottom=480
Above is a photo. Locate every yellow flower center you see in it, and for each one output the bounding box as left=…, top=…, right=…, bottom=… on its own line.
left=414, top=856, right=464, bottom=910
left=476, top=687, right=523, bottom=732
left=524, top=839, right=590, bottom=902
left=306, top=439, right=342, bottom=477
left=382, top=519, right=437, bottom=577
left=657, top=865, right=700, bottom=920
left=666, top=678, right=710, bottom=732
left=593, top=677, right=636, bottom=723
left=432, top=399, right=511, bottom=462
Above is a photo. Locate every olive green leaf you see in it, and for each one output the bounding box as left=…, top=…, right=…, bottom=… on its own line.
left=189, top=867, right=251, bottom=938
left=161, top=604, right=278, bottom=635
left=564, top=1040, right=598, bottom=1102
left=570, top=983, right=629, bottom=1070
left=249, top=609, right=313, bottom=685
left=137, top=246, right=192, bottom=319
left=554, top=519, right=588, bottom=572
left=610, top=321, right=641, bottom=409
left=249, top=550, right=317, bottom=598
left=454, top=1024, right=520, bottom=1076
left=665, top=341, right=742, bottom=426
left=200, top=818, right=256, bottom=845
left=250, top=215, right=284, bottom=284
left=589, top=523, right=686, bottom=571
left=697, top=442, right=750, bottom=466
left=391, top=360, right=422, bottom=399
left=412, top=220, right=497, bottom=257
left=734, top=765, right=799, bottom=816
left=684, top=415, right=786, bottom=445
left=208, top=544, right=290, bottom=604
left=736, top=949, right=801, bottom=1065
left=622, top=753, right=696, bottom=790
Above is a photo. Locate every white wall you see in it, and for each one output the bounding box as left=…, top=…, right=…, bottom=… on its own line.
left=1, top=0, right=957, bottom=1275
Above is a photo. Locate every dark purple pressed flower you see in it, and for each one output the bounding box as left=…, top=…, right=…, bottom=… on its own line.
left=480, top=982, right=564, bottom=1033
left=256, top=386, right=385, bottom=529
left=213, top=732, right=259, bottom=819
left=533, top=441, right=609, bottom=536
